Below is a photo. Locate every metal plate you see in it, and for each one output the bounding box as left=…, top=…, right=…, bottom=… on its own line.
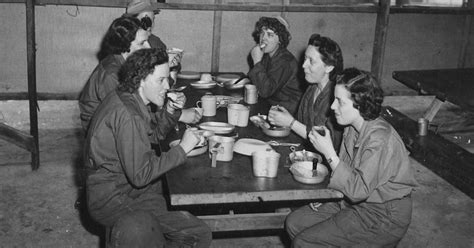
left=215, top=74, right=240, bottom=83
left=233, top=138, right=273, bottom=156
left=190, top=81, right=217, bottom=89
left=198, top=122, right=235, bottom=134
left=169, top=139, right=207, bottom=157
left=177, top=71, right=200, bottom=80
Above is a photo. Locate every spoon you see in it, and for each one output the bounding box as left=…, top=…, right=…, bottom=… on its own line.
left=168, top=85, right=187, bottom=92
left=232, top=76, right=248, bottom=85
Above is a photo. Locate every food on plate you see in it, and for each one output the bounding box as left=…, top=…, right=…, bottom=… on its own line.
left=249, top=114, right=271, bottom=129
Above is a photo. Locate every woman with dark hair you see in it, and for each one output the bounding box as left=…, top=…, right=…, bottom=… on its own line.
left=85, top=48, right=212, bottom=247
left=79, top=16, right=151, bottom=131
left=248, top=16, right=303, bottom=115
left=269, top=33, right=343, bottom=151
left=285, top=68, right=417, bottom=247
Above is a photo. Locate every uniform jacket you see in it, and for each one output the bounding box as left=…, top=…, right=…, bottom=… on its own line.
left=248, top=47, right=303, bottom=115
left=329, top=117, right=417, bottom=203
left=84, top=90, right=184, bottom=214
left=297, top=81, right=342, bottom=151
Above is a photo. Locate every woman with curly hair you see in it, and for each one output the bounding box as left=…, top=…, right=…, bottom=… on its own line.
left=269, top=33, right=343, bottom=152
left=79, top=16, right=151, bottom=131
left=85, top=48, right=211, bottom=247
left=248, top=16, right=304, bottom=115
left=285, top=68, right=417, bottom=247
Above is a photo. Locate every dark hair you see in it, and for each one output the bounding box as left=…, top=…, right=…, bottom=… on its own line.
left=124, top=13, right=153, bottom=30
left=118, top=48, right=169, bottom=93
left=336, top=68, right=384, bottom=120
left=308, top=34, right=343, bottom=82
left=252, top=17, right=291, bottom=48
left=101, top=16, right=142, bottom=56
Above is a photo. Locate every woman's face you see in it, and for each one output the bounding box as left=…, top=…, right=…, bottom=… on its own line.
left=128, top=29, right=151, bottom=56
left=302, top=45, right=334, bottom=84
left=139, top=63, right=170, bottom=107
left=331, top=85, right=361, bottom=127
left=259, top=27, right=280, bottom=56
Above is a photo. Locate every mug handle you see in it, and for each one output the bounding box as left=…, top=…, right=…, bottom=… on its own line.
left=196, top=101, right=202, bottom=108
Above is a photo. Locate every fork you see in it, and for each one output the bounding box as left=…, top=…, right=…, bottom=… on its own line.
left=267, top=140, right=300, bottom=147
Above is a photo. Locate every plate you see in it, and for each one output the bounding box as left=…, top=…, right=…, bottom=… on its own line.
left=169, top=139, right=207, bottom=157
left=198, top=122, right=235, bottom=134
left=190, top=81, right=217, bottom=89
left=215, top=95, right=243, bottom=107
left=177, top=71, right=200, bottom=80
left=233, top=138, right=273, bottom=156
left=222, top=78, right=250, bottom=90
left=215, top=74, right=241, bottom=83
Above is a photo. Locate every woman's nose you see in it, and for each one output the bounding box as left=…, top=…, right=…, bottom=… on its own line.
left=302, top=60, right=309, bottom=69
left=144, top=41, right=151, bottom=49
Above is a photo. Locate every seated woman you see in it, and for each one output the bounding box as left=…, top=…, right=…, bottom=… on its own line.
left=268, top=34, right=343, bottom=151
left=285, top=68, right=417, bottom=247
left=248, top=16, right=304, bottom=115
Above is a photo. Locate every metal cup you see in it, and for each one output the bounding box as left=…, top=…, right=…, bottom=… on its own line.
left=418, top=118, right=428, bottom=136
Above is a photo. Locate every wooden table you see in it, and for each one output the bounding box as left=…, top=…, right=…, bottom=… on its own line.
left=164, top=74, right=343, bottom=232
left=393, top=68, right=474, bottom=121
left=389, top=69, right=474, bottom=199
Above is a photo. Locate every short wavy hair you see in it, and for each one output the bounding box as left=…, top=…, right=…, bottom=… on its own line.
left=101, top=16, right=142, bottom=56
left=118, top=48, right=169, bottom=93
left=252, top=17, right=291, bottom=48
left=308, top=34, right=344, bottom=82
left=336, top=68, right=384, bottom=120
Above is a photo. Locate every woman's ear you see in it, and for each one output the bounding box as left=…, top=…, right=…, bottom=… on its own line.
left=325, top=65, right=335, bottom=74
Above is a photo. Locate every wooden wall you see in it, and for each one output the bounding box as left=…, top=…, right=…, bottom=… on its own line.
left=0, top=3, right=472, bottom=96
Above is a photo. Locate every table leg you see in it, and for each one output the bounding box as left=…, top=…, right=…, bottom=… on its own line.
left=423, top=98, right=444, bottom=122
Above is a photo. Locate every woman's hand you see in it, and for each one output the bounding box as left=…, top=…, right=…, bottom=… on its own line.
left=308, top=126, right=337, bottom=159
left=250, top=45, right=264, bottom=64
left=268, top=105, right=293, bottom=127
left=179, top=128, right=200, bottom=153
left=179, top=108, right=202, bottom=124
left=166, top=92, right=186, bottom=114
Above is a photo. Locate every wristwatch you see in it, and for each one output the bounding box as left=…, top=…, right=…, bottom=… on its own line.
left=327, top=156, right=338, bottom=165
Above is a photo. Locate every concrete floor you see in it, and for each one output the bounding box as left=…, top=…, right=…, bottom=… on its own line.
left=0, top=99, right=473, bottom=247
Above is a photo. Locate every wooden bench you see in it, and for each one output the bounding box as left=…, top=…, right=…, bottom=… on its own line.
left=0, top=122, right=39, bottom=169
left=381, top=106, right=474, bottom=199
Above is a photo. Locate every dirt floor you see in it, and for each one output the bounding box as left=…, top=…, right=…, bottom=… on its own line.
left=1, top=128, right=473, bottom=247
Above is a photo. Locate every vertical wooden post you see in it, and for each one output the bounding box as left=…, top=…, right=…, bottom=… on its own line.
left=281, top=0, right=290, bottom=19
left=458, top=0, right=473, bottom=68
left=26, top=0, right=40, bottom=170
left=211, top=0, right=223, bottom=73
left=371, top=0, right=390, bottom=83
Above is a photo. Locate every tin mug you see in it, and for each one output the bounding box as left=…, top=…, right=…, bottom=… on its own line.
left=196, top=95, right=217, bottom=117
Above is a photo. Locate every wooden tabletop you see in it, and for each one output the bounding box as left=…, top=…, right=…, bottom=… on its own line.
left=392, top=68, right=474, bottom=110
left=165, top=74, right=343, bottom=206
